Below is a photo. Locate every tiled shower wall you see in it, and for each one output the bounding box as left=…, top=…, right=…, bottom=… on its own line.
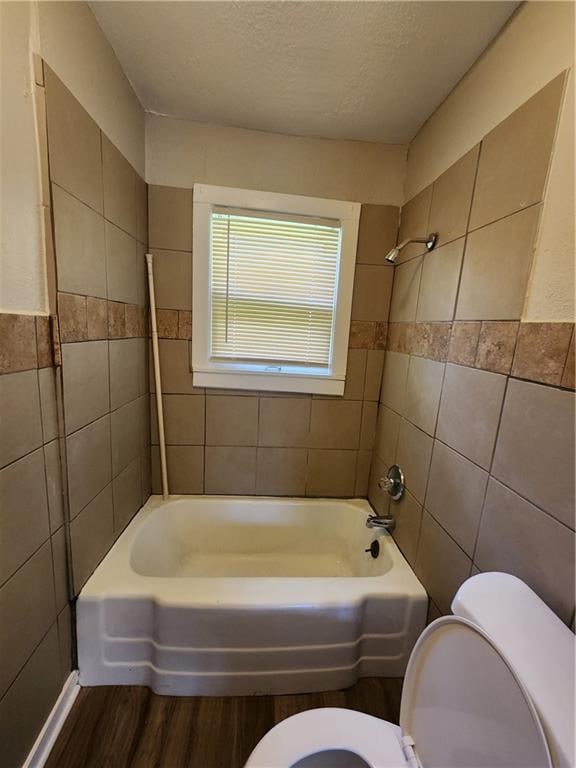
left=0, top=62, right=150, bottom=768
left=44, top=66, right=152, bottom=596
left=0, top=319, right=71, bottom=767
left=369, top=74, right=575, bottom=626
left=148, top=190, right=398, bottom=496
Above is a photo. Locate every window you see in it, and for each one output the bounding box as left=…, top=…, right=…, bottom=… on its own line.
left=192, top=185, right=360, bottom=395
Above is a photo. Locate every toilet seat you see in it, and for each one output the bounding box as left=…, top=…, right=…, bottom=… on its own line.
left=244, top=708, right=409, bottom=768
left=245, top=616, right=552, bottom=768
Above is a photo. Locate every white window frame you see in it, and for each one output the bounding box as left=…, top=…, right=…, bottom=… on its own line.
left=192, top=184, right=360, bottom=395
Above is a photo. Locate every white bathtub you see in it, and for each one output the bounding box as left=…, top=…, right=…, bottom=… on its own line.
left=77, top=496, right=427, bottom=695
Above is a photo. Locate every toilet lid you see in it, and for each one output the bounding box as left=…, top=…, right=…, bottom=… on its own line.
left=399, top=617, right=552, bottom=768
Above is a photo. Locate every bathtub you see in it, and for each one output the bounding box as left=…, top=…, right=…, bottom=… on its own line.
left=77, top=496, right=427, bottom=695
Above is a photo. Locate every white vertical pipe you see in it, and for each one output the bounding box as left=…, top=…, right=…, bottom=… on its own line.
left=146, top=253, right=169, bottom=499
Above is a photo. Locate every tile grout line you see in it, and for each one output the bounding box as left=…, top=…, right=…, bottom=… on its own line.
left=448, top=141, right=482, bottom=340
left=44, top=127, right=79, bottom=658
left=37, top=368, right=64, bottom=632
left=409, top=428, right=575, bottom=536
left=0, top=441, right=47, bottom=478
left=0, top=529, right=58, bottom=593
left=0, top=616, right=61, bottom=708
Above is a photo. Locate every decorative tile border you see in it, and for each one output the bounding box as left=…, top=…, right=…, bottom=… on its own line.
left=512, top=322, right=573, bottom=386
left=36, top=315, right=53, bottom=368
left=156, top=309, right=192, bottom=340
left=0, top=313, right=53, bottom=374
left=3, top=308, right=572, bottom=390
left=561, top=331, right=575, bottom=389
left=57, top=293, right=193, bottom=343
left=387, top=320, right=575, bottom=389
left=349, top=321, right=387, bottom=350
left=476, top=321, right=519, bottom=374
left=447, top=321, right=480, bottom=366
left=57, top=292, right=148, bottom=343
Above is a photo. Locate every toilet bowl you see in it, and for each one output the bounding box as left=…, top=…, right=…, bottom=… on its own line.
left=244, top=573, right=575, bottom=768
left=245, top=708, right=406, bottom=768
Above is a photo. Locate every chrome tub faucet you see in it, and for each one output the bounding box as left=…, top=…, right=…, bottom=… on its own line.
left=366, top=513, right=396, bottom=532
left=365, top=465, right=405, bottom=533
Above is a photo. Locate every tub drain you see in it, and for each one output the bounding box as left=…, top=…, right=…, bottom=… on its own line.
left=365, top=540, right=380, bottom=559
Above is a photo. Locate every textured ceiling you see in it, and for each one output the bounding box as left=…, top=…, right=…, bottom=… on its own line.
left=90, top=1, right=519, bottom=143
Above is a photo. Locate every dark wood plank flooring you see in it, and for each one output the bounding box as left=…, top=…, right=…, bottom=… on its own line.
left=46, top=679, right=403, bottom=768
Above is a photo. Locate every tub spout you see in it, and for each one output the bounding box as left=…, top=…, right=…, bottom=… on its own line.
left=366, top=514, right=396, bottom=533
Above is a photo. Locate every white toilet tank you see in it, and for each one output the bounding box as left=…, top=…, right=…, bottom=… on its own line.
left=452, top=573, right=575, bottom=768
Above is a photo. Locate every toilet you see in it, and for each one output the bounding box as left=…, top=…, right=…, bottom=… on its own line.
left=244, top=573, right=575, bottom=768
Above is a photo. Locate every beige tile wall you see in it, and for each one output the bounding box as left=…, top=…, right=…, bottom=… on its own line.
left=0, top=330, right=71, bottom=768
left=370, top=75, right=575, bottom=626
left=0, top=64, right=152, bottom=767
left=148, top=188, right=398, bottom=497
left=44, top=66, right=151, bottom=598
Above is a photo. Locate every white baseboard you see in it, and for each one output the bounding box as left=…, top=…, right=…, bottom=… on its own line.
left=23, top=671, right=80, bottom=768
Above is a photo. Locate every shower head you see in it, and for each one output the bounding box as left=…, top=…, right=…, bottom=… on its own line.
left=384, top=245, right=401, bottom=264
left=385, top=232, right=438, bottom=264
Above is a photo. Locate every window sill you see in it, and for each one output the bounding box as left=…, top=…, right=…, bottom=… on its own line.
left=192, top=369, right=345, bottom=396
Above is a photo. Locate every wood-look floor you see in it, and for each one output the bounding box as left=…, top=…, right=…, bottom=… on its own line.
left=46, top=679, right=403, bottom=768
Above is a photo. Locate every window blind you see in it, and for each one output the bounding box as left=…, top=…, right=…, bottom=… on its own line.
left=210, top=208, right=341, bottom=368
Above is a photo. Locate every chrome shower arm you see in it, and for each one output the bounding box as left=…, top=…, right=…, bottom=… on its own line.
left=397, top=236, right=428, bottom=249
left=384, top=232, right=438, bottom=263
